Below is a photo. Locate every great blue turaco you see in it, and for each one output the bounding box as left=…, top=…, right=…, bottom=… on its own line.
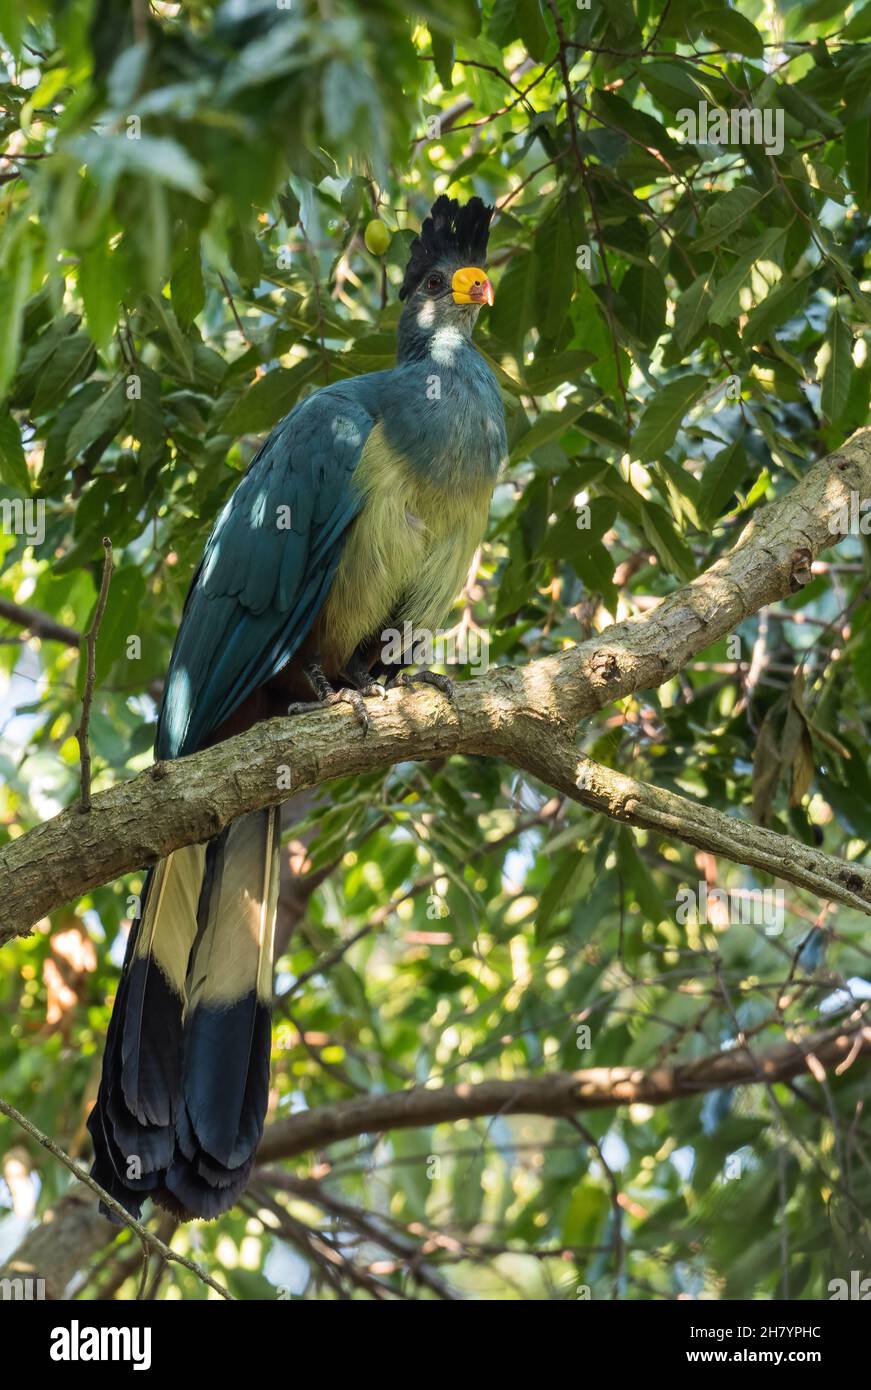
left=88, top=194, right=507, bottom=1221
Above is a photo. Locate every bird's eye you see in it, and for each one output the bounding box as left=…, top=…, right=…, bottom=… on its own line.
left=425, top=273, right=444, bottom=293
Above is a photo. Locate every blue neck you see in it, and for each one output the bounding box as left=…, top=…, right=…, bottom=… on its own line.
left=397, top=307, right=474, bottom=362
left=374, top=339, right=507, bottom=488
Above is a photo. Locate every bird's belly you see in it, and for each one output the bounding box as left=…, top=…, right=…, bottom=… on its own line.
left=316, top=437, right=492, bottom=672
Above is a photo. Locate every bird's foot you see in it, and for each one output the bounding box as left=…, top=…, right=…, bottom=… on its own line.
left=286, top=663, right=380, bottom=734
left=325, top=687, right=374, bottom=733
left=338, top=668, right=388, bottom=701
left=389, top=668, right=456, bottom=704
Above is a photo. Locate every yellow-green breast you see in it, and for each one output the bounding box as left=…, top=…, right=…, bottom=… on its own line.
left=317, top=420, right=493, bottom=669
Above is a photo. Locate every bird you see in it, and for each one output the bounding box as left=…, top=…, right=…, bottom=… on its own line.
left=87, top=193, right=507, bottom=1221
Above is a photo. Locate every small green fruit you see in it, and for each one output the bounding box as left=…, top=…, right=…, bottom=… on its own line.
left=364, top=218, right=391, bottom=255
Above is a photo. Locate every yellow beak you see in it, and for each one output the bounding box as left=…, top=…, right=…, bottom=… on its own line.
left=451, top=265, right=494, bottom=306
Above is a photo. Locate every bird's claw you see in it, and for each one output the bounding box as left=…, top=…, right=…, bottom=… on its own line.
left=353, top=677, right=388, bottom=700
left=287, top=689, right=372, bottom=733
left=392, top=669, right=456, bottom=704
left=286, top=699, right=323, bottom=718
left=326, top=687, right=372, bottom=734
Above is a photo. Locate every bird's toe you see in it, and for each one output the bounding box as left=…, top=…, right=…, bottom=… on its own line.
left=398, top=669, right=456, bottom=702
left=326, top=687, right=372, bottom=733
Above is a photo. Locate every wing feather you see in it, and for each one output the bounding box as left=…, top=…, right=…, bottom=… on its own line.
left=156, top=388, right=375, bottom=759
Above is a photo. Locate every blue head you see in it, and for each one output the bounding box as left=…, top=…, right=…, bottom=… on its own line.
left=397, top=196, right=495, bottom=361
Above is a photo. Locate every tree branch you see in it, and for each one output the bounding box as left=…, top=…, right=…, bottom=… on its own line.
left=0, top=597, right=80, bottom=646
left=534, top=747, right=871, bottom=915
left=2, top=427, right=871, bottom=942
left=256, top=1022, right=871, bottom=1162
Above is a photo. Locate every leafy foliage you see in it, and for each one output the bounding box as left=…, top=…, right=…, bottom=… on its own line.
left=2, top=0, right=871, bottom=1300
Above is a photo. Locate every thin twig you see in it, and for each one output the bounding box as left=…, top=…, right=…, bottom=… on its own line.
left=218, top=272, right=252, bottom=346
left=0, top=1095, right=233, bottom=1300
left=567, top=1117, right=625, bottom=1300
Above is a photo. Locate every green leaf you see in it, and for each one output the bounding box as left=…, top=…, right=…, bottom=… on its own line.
left=106, top=41, right=149, bottom=109
left=572, top=536, right=618, bottom=613
left=510, top=401, right=592, bottom=463
left=487, top=0, right=521, bottom=47
left=71, top=133, right=208, bottom=200
left=431, top=28, right=454, bottom=88
left=817, top=308, right=852, bottom=425
left=535, top=207, right=574, bottom=340
left=641, top=60, right=707, bottom=114
left=843, top=1, right=871, bottom=38
left=523, top=349, right=595, bottom=393
left=692, top=186, right=767, bottom=252
left=130, top=363, right=164, bottom=464
left=698, top=9, right=764, bottom=58
left=490, top=249, right=537, bottom=352
left=222, top=359, right=321, bottom=434
left=673, top=270, right=715, bottom=349
left=91, top=566, right=148, bottom=686
left=601, top=0, right=636, bottom=40
left=824, top=246, right=871, bottom=326
left=640, top=500, right=696, bottom=581
left=515, top=0, right=549, bottom=60
left=0, top=408, right=27, bottom=490
left=790, top=154, right=847, bottom=203
left=33, top=333, right=96, bottom=415
left=741, top=273, right=811, bottom=345
left=574, top=411, right=629, bottom=450
left=0, top=0, right=23, bottom=56
left=536, top=854, right=596, bottom=942
left=620, top=262, right=667, bottom=345
left=0, top=232, right=32, bottom=401
left=618, top=827, right=669, bottom=924
left=708, top=228, right=785, bottom=326
left=144, top=295, right=193, bottom=379
left=845, top=119, right=871, bottom=210
left=171, top=234, right=205, bottom=329
left=851, top=604, right=871, bottom=700
left=64, top=379, right=130, bottom=464
left=78, top=241, right=125, bottom=350
left=632, top=374, right=707, bottom=462
left=699, top=437, right=748, bottom=524
left=278, top=185, right=300, bottom=227
left=229, top=222, right=261, bottom=290
left=593, top=89, right=680, bottom=157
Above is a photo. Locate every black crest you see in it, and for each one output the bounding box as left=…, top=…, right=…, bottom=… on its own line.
left=399, top=194, right=494, bottom=300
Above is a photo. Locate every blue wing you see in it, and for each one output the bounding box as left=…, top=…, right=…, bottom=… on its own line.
left=156, top=385, right=376, bottom=760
